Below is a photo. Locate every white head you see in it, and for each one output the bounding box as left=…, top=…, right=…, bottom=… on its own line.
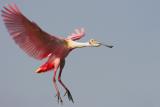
left=88, top=39, right=101, bottom=47
left=89, top=39, right=114, bottom=48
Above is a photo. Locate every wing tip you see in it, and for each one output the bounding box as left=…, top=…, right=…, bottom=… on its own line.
left=1, top=3, right=20, bottom=14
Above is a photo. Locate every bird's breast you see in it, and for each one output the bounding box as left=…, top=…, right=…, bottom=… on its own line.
left=54, top=45, right=71, bottom=59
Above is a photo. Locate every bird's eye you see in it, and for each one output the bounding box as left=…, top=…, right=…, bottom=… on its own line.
left=91, top=40, right=94, bottom=43
left=89, top=39, right=97, bottom=45
left=89, top=39, right=94, bottom=44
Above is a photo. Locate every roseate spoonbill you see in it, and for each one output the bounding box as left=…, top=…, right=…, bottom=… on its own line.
left=1, top=4, right=113, bottom=103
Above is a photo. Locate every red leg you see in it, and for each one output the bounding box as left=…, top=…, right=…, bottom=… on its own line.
left=58, top=59, right=74, bottom=103
left=52, top=58, right=63, bottom=104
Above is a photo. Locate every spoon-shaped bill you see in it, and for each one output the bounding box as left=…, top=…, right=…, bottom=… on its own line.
left=99, top=43, right=114, bottom=48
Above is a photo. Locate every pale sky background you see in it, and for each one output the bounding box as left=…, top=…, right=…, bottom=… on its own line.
left=0, top=0, right=160, bottom=107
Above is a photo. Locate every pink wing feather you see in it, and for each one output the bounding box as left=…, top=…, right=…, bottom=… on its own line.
left=1, top=4, right=64, bottom=60
left=67, top=28, right=85, bottom=41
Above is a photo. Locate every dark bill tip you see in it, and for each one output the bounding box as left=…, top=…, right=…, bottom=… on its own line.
left=99, top=43, right=114, bottom=48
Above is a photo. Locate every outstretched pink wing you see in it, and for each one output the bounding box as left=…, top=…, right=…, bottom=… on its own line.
left=1, top=4, right=64, bottom=60
left=67, top=28, right=85, bottom=41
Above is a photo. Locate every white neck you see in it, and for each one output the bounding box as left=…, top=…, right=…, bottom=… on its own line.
left=74, top=42, right=91, bottom=48
left=67, top=40, right=92, bottom=48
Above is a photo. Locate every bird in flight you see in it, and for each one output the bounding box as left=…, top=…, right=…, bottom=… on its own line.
left=1, top=4, right=113, bottom=104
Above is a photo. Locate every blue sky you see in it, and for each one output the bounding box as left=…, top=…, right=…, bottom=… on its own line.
left=0, top=0, right=160, bottom=107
